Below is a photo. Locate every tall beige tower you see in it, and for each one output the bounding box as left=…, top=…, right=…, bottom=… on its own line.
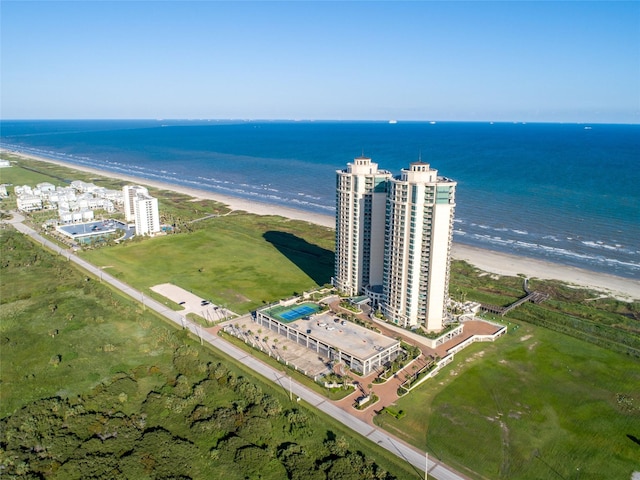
left=334, top=157, right=392, bottom=296
left=123, top=185, right=149, bottom=222
left=381, top=162, right=456, bottom=331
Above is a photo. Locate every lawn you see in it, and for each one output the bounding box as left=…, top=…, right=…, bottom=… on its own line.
left=374, top=318, right=640, bottom=480
left=81, top=213, right=335, bottom=313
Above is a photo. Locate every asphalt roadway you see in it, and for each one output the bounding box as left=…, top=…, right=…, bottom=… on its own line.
left=7, top=214, right=468, bottom=480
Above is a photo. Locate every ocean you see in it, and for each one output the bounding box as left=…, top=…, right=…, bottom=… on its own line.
left=1, top=120, right=638, bottom=280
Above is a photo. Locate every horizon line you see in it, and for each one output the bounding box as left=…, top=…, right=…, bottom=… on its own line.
left=1, top=118, right=639, bottom=126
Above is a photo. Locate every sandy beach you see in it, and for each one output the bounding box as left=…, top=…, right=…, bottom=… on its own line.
left=6, top=150, right=640, bottom=301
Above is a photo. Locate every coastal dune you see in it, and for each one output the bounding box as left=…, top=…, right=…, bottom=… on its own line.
left=6, top=151, right=640, bottom=301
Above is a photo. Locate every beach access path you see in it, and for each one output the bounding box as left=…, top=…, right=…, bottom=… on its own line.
left=4, top=213, right=469, bottom=480
left=7, top=150, right=640, bottom=302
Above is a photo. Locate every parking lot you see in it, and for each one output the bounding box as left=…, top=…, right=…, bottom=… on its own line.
left=225, top=318, right=332, bottom=379
left=150, top=283, right=234, bottom=323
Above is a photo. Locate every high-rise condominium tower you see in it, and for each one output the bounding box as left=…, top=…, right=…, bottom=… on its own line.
left=133, top=196, right=160, bottom=236
left=123, top=185, right=149, bottom=222
left=123, top=185, right=160, bottom=236
left=334, top=157, right=392, bottom=297
left=334, top=158, right=456, bottom=332
left=381, top=162, right=456, bottom=331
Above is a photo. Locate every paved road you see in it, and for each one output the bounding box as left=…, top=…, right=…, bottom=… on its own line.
left=6, top=214, right=469, bottom=480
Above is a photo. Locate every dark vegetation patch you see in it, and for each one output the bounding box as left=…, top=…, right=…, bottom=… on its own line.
left=0, top=228, right=417, bottom=479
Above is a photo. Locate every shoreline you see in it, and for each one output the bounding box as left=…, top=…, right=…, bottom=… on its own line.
left=4, top=149, right=640, bottom=301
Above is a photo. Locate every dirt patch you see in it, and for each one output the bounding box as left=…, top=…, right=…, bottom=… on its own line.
left=465, top=351, right=485, bottom=363
left=519, top=334, right=533, bottom=342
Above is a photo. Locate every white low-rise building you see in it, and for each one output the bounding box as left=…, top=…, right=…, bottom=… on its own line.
left=14, top=185, right=33, bottom=196
left=99, top=188, right=124, bottom=204
left=58, top=209, right=94, bottom=223
left=36, top=182, right=56, bottom=193
left=70, top=180, right=99, bottom=193
left=17, top=194, right=43, bottom=212
left=48, top=188, right=77, bottom=204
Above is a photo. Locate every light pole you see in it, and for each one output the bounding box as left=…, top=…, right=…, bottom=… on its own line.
left=425, top=449, right=429, bottom=480
left=425, top=428, right=429, bottom=480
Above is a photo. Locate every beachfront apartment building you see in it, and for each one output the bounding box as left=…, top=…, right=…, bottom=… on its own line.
left=123, top=185, right=160, bottom=236
left=334, top=156, right=392, bottom=296
left=16, top=193, right=43, bottom=212
left=123, top=185, right=150, bottom=222
left=334, top=158, right=456, bottom=332
left=381, top=162, right=456, bottom=331
left=133, top=195, right=160, bottom=236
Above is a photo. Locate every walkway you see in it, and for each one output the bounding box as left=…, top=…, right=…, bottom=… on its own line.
left=481, top=277, right=550, bottom=315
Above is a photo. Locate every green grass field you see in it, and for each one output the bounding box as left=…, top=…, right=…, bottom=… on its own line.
left=81, top=213, right=335, bottom=313
left=375, top=318, right=640, bottom=479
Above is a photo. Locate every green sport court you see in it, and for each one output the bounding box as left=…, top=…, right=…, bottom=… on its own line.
left=265, top=302, right=320, bottom=323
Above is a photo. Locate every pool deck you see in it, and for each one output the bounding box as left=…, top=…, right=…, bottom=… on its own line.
left=56, top=219, right=132, bottom=241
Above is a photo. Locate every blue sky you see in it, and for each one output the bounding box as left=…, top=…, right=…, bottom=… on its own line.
left=2, top=1, right=638, bottom=122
